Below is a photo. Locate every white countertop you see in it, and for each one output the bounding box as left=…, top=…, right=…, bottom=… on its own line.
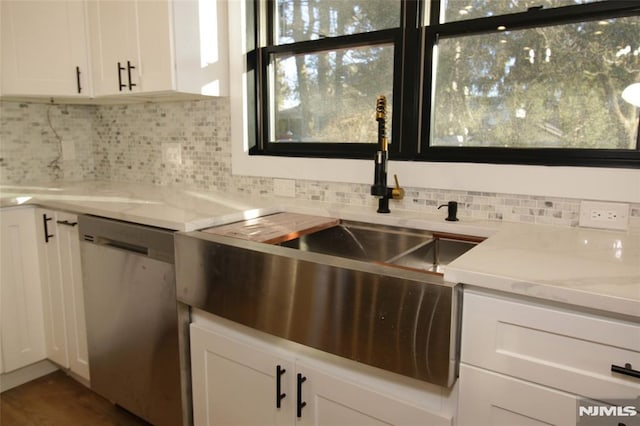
left=446, top=223, right=640, bottom=319
left=0, top=181, right=280, bottom=231
left=2, top=180, right=638, bottom=319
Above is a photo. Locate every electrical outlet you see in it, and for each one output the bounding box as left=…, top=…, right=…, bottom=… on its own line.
left=273, top=178, right=296, bottom=197
left=579, top=201, right=629, bottom=231
left=162, top=143, right=182, bottom=165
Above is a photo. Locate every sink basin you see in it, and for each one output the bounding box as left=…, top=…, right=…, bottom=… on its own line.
left=389, top=237, right=478, bottom=274
left=279, top=220, right=479, bottom=274
left=279, top=221, right=431, bottom=263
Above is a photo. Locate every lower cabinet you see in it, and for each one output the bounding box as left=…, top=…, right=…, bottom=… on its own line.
left=36, top=208, right=90, bottom=381
left=190, top=323, right=294, bottom=426
left=190, top=310, right=454, bottom=426
left=295, top=360, right=449, bottom=426
left=0, top=206, right=47, bottom=373
left=458, top=288, right=640, bottom=426
left=458, top=364, right=577, bottom=425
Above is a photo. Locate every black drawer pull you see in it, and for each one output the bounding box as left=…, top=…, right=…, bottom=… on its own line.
left=611, top=363, right=640, bottom=379
left=297, top=373, right=306, bottom=418
left=56, top=220, right=78, bottom=227
left=276, top=365, right=286, bottom=408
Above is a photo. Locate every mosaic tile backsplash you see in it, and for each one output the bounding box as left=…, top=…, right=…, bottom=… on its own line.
left=0, top=102, right=96, bottom=183
left=1, top=99, right=638, bottom=230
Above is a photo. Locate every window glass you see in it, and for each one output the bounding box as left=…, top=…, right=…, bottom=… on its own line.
left=431, top=16, right=640, bottom=149
left=270, top=45, right=394, bottom=143
left=276, top=0, right=400, bottom=44
left=439, top=0, right=603, bottom=23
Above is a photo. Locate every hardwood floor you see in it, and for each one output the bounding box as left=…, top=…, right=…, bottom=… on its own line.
left=0, top=371, right=149, bottom=426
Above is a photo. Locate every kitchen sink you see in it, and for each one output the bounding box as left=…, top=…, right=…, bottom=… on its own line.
left=175, top=213, right=484, bottom=387
left=278, top=221, right=430, bottom=263
left=279, top=220, right=479, bottom=274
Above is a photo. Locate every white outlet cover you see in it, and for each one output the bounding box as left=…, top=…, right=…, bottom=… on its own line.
left=162, top=143, right=182, bottom=165
left=579, top=200, right=629, bottom=231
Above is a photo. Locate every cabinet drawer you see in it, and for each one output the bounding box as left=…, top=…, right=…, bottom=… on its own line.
left=458, top=364, right=578, bottom=426
left=461, top=290, right=640, bottom=401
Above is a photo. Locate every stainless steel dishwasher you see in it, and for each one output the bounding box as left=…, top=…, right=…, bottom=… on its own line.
left=79, top=215, right=189, bottom=426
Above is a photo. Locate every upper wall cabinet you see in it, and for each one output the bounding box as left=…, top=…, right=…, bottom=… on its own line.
left=0, top=0, right=91, bottom=98
left=87, top=0, right=229, bottom=99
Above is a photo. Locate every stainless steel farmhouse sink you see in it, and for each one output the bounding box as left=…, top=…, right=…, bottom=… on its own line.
left=175, top=213, right=483, bottom=387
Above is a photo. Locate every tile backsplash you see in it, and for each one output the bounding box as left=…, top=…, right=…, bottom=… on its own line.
left=1, top=99, right=638, bottom=230
left=0, top=102, right=96, bottom=183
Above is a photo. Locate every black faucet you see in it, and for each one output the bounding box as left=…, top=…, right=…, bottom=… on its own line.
left=370, top=95, right=404, bottom=213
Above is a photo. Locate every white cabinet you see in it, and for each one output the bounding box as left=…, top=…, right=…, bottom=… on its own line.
left=458, top=364, right=578, bottom=426
left=55, top=211, right=89, bottom=380
left=36, top=208, right=90, bottom=381
left=190, top=323, right=294, bottom=426
left=295, top=360, right=450, bottom=426
left=0, top=207, right=47, bottom=372
left=457, top=289, right=640, bottom=426
left=190, top=311, right=453, bottom=426
left=0, top=0, right=91, bottom=98
left=87, top=0, right=228, bottom=98
left=1, top=0, right=227, bottom=101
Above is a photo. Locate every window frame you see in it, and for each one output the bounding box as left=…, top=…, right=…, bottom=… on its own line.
left=256, top=28, right=403, bottom=159
left=250, top=0, right=640, bottom=169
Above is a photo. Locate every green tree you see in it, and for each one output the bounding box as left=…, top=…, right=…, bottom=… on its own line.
left=433, top=7, right=639, bottom=149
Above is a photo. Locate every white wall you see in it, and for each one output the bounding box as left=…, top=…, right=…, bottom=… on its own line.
left=228, top=1, right=640, bottom=204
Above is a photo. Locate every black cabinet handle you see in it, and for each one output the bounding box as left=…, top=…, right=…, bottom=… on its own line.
left=117, top=62, right=126, bottom=91
left=296, top=373, right=307, bottom=418
left=611, top=363, right=640, bottom=379
left=276, top=365, right=286, bottom=408
left=127, top=60, right=136, bottom=90
left=76, top=66, right=82, bottom=94
left=56, top=220, right=78, bottom=227
left=42, top=214, right=54, bottom=243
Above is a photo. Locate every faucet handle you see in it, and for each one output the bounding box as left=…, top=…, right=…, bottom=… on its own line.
left=391, top=174, right=405, bottom=200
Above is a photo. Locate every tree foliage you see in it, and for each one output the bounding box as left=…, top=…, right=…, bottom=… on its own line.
left=272, top=0, right=639, bottom=149
left=274, top=0, right=397, bottom=143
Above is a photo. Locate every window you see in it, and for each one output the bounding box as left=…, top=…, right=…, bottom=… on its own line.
left=250, top=0, right=640, bottom=167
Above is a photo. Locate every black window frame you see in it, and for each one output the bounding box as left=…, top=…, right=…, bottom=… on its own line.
left=249, top=0, right=640, bottom=169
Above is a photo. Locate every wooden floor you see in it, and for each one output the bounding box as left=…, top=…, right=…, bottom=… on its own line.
left=0, top=371, right=149, bottom=426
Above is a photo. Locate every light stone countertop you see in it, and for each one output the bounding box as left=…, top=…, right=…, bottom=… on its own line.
left=0, top=181, right=280, bottom=231
left=2, top=180, right=638, bottom=319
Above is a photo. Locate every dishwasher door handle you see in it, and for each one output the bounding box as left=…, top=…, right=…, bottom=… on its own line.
left=102, top=238, right=149, bottom=256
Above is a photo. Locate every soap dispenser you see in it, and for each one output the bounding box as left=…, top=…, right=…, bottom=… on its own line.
left=438, top=201, right=459, bottom=221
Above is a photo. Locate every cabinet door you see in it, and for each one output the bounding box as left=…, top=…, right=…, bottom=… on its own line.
left=1, top=0, right=90, bottom=97
left=190, top=323, right=295, bottom=426
left=134, top=0, right=174, bottom=93
left=56, top=212, right=89, bottom=381
left=458, top=364, right=577, bottom=426
left=88, top=0, right=174, bottom=96
left=296, top=360, right=452, bottom=426
left=0, top=207, right=46, bottom=372
left=35, top=209, right=69, bottom=369
left=87, top=0, right=141, bottom=96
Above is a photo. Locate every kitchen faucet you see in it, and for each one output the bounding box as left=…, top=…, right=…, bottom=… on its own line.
left=371, top=95, right=404, bottom=213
